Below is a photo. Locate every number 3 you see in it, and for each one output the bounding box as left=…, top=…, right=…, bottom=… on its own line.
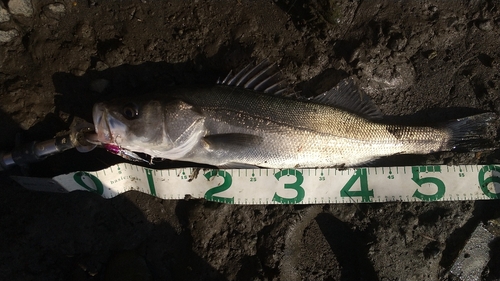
left=273, top=169, right=305, bottom=204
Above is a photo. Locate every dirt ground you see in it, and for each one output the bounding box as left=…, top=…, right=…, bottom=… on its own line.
left=1, top=0, right=500, bottom=280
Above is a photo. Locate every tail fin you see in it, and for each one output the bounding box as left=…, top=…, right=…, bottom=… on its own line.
left=442, top=112, right=498, bottom=152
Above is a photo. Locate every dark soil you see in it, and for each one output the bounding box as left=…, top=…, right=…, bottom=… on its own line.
left=1, top=0, right=500, bottom=280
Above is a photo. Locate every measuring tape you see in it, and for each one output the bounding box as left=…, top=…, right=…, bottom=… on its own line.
left=14, top=163, right=498, bottom=204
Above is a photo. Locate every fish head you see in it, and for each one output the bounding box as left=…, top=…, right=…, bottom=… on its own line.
left=93, top=98, right=166, bottom=151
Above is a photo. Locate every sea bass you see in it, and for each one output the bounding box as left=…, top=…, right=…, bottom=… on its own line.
left=92, top=61, right=497, bottom=168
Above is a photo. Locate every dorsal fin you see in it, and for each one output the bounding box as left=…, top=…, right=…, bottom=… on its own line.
left=311, top=77, right=383, bottom=120
left=218, top=60, right=288, bottom=95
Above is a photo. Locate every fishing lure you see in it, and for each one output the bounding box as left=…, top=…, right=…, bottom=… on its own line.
left=103, top=144, right=150, bottom=164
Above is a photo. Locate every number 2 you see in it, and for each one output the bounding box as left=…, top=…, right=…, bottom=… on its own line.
left=204, top=170, right=234, bottom=203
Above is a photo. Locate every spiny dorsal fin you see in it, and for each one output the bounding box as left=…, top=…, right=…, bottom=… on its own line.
left=311, top=77, right=383, bottom=120
left=219, top=60, right=288, bottom=95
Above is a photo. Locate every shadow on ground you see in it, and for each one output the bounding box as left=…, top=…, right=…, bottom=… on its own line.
left=0, top=175, right=228, bottom=280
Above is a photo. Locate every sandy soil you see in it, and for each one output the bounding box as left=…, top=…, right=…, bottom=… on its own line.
left=1, top=0, right=500, bottom=280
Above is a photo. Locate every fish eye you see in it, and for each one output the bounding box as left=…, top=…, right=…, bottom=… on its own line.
left=122, top=103, right=139, bottom=120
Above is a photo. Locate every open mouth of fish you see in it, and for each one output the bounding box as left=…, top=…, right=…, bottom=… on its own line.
left=91, top=103, right=150, bottom=163
left=92, top=102, right=124, bottom=145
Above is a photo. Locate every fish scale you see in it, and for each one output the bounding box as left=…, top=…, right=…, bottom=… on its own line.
left=181, top=91, right=442, bottom=165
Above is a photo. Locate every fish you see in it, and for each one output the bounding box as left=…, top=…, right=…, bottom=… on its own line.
left=92, top=61, right=497, bottom=168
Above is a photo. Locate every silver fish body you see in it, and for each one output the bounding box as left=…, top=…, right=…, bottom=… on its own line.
left=93, top=78, right=496, bottom=168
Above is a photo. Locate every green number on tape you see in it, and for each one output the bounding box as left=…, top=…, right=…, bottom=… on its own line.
left=478, top=165, right=500, bottom=199
left=340, top=168, right=373, bottom=202
left=204, top=170, right=234, bottom=204
left=145, top=169, right=157, bottom=196
left=73, top=171, right=103, bottom=195
left=273, top=169, right=305, bottom=204
left=411, top=166, right=445, bottom=201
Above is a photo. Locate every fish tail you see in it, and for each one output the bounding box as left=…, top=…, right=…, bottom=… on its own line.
left=442, top=112, right=498, bottom=152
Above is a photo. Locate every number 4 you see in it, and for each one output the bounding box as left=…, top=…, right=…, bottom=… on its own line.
left=340, top=168, right=374, bottom=202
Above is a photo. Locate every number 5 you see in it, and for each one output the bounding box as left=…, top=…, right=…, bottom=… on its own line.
left=411, top=166, right=445, bottom=201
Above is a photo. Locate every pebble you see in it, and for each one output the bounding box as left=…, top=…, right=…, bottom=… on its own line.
left=47, top=3, right=66, bottom=14
left=70, top=68, right=86, bottom=76
left=42, top=3, right=66, bottom=20
left=0, top=6, right=10, bottom=22
left=8, top=0, right=33, bottom=17
left=477, top=20, right=493, bottom=31
left=95, top=61, right=109, bottom=71
left=0, top=30, right=19, bottom=43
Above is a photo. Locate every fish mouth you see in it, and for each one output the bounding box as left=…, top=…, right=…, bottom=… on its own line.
left=93, top=102, right=130, bottom=145
left=92, top=102, right=114, bottom=144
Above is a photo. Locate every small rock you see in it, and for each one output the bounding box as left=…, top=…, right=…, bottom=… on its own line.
left=95, top=61, right=109, bottom=71
left=387, top=33, right=407, bottom=52
left=0, top=6, right=10, bottom=22
left=0, top=29, right=19, bottom=43
left=47, top=3, right=65, bottom=13
left=454, top=23, right=466, bottom=32
left=424, top=50, right=437, bottom=60
left=8, top=0, right=34, bottom=17
left=42, top=3, right=66, bottom=20
left=71, top=68, right=86, bottom=76
left=450, top=224, right=494, bottom=281
left=477, top=19, right=493, bottom=31
left=77, top=22, right=94, bottom=40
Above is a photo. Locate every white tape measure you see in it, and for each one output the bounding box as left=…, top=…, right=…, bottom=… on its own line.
left=19, top=163, right=499, bottom=204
